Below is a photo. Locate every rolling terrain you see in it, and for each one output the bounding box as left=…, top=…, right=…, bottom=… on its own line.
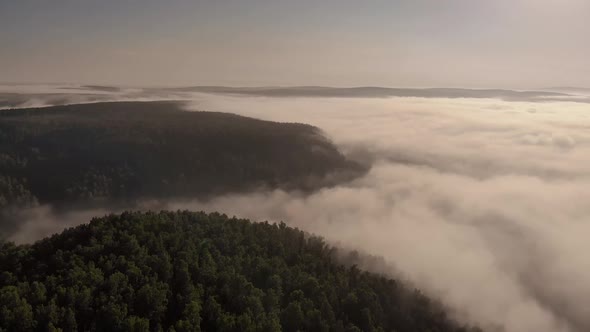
left=0, top=101, right=363, bottom=237
left=0, top=211, right=479, bottom=332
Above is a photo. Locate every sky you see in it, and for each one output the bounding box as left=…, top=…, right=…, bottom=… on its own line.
left=1, top=0, right=589, bottom=88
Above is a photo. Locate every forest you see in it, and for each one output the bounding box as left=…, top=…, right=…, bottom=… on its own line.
left=0, top=211, right=480, bottom=332
left=0, top=101, right=363, bottom=235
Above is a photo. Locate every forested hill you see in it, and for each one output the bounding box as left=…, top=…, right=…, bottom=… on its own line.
left=0, top=101, right=363, bottom=212
left=0, top=211, right=480, bottom=332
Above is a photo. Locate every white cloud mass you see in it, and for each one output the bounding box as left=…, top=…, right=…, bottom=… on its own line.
left=170, top=95, right=590, bottom=332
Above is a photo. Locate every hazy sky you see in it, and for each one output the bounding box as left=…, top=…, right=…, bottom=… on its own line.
left=1, top=0, right=589, bottom=88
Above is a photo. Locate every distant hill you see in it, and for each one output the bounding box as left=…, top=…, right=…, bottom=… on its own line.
left=78, top=85, right=122, bottom=92
left=3, top=85, right=589, bottom=110
left=168, top=86, right=579, bottom=102
left=0, top=210, right=480, bottom=332
left=0, top=101, right=363, bottom=235
left=541, top=87, right=590, bottom=95
left=0, top=92, right=123, bottom=109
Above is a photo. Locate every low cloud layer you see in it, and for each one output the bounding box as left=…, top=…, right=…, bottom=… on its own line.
left=174, top=95, right=590, bottom=332
left=5, top=90, right=590, bottom=332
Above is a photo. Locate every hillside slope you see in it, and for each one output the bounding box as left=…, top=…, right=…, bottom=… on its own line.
left=0, top=101, right=363, bottom=212
left=0, top=211, right=479, bottom=332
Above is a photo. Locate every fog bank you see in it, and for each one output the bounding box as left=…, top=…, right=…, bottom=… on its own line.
left=174, top=95, right=590, bottom=332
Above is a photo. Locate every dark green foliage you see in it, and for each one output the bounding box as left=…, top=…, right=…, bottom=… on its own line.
left=0, top=101, right=363, bottom=236
left=0, top=211, right=479, bottom=332
left=0, top=101, right=361, bottom=206
left=0, top=176, right=37, bottom=209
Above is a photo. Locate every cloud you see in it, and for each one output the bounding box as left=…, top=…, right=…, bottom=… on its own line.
left=520, top=133, right=577, bottom=149
left=172, top=95, right=590, bottom=332
left=165, top=164, right=590, bottom=332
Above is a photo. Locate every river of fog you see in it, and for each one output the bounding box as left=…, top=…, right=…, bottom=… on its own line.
left=7, top=90, right=590, bottom=332
left=177, top=95, right=590, bottom=332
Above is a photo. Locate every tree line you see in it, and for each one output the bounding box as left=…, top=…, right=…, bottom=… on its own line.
left=0, top=211, right=479, bottom=332
left=0, top=101, right=364, bottom=236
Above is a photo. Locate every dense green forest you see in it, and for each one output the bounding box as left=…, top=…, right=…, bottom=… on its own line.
left=0, top=211, right=479, bottom=332
left=0, top=101, right=362, bottom=219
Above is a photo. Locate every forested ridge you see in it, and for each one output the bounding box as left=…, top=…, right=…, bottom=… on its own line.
left=0, top=211, right=479, bottom=332
left=0, top=101, right=363, bottom=235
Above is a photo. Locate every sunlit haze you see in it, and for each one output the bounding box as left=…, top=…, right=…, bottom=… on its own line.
left=1, top=0, right=589, bottom=87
